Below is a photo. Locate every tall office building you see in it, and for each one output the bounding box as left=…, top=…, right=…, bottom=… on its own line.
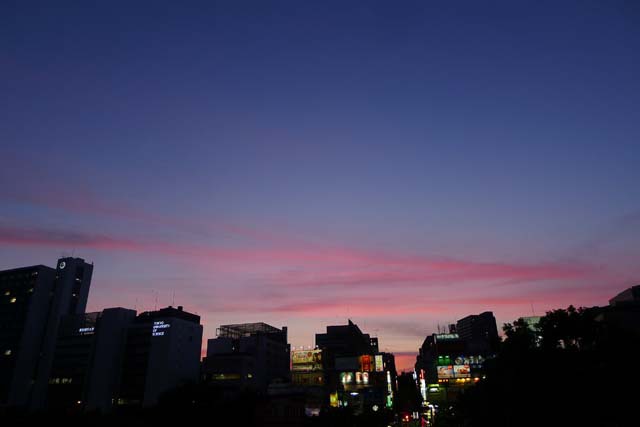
left=48, top=307, right=136, bottom=411
left=117, top=306, right=202, bottom=407
left=202, top=322, right=290, bottom=394
left=0, top=257, right=93, bottom=408
left=456, top=311, right=500, bottom=355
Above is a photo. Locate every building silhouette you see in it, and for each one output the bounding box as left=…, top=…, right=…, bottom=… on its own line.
left=415, top=323, right=488, bottom=404
left=598, top=285, right=640, bottom=337
left=315, top=320, right=396, bottom=414
left=455, top=311, right=500, bottom=355
left=117, top=306, right=202, bottom=407
left=202, top=322, right=290, bottom=394
left=315, top=320, right=378, bottom=363
left=47, top=307, right=136, bottom=411
left=609, top=285, right=640, bottom=306
left=0, top=257, right=93, bottom=409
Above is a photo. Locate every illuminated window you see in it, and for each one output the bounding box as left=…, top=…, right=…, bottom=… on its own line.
left=10, top=297, right=17, bottom=303
left=3, top=350, right=11, bottom=356
left=3, top=291, right=9, bottom=296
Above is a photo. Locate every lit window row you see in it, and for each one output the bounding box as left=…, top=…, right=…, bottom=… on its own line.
left=49, top=377, right=73, bottom=384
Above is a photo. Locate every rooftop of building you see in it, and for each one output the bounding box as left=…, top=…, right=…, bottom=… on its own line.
left=609, top=285, right=640, bottom=306
left=0, top=264, right=53, bottom=275
left=217, top=322, right=285, bottom=339
left=137, top=305, right=200, bottom=324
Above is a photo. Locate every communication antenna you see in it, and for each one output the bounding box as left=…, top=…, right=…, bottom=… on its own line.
left=154, top=290, right=158, bottom=310
left=530, top=301, right=535, bottom=316
left=172, top=291, right=175, bottom=306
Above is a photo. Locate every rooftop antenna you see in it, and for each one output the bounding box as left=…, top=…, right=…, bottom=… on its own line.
left=154, top=290, right=158, bottom=311
left=172, top=291, right=175, bottom=306
left=531, top=301, right=535, bottom=316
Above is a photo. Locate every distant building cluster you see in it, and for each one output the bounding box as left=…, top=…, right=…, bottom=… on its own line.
left=1, top=256, right=639, bottom=421
left=414, top=311, right=500, bottom=407
left=0, top=257, right=203, bottom=411
left=413, top=287, right=640, bottom=423
left=0, top=257, right=396, bottom=417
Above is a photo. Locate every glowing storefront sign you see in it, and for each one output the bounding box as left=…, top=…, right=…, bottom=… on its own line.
left=360, top=355, right=372, bottom=372
left=340, top=372, right=354, bottom=384
left=329, top=392, right=339, bottom=408
left=386, top=369, right=394, bottom=408
left=434, top=333, right=459, bottom=341
left=375, top=355, right=384, bottom=372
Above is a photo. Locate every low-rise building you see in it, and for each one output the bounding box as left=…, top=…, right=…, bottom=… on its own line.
left=202, top=322, right=290, bottom=394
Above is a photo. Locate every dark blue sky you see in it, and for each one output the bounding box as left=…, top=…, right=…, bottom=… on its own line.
left=2, top=1, right=639, bottom=368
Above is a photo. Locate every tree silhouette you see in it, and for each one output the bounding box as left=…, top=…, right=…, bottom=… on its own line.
left=448, top=305, right=640, bottom=427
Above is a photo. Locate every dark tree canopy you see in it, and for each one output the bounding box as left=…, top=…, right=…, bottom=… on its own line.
left=444, top=305, right=640, bottom=427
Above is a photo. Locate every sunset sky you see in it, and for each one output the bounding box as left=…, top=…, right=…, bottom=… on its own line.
left=1, top=1, right=639, bottom=371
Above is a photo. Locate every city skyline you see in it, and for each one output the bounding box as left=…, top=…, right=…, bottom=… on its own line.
left=2, top=1, right=640, bottom=373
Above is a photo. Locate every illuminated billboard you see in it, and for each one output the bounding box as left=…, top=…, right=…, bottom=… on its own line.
left=292, top=350, right=323, bottom=371
left=439, top=355, right=485, bottom=367
left=453, top=364, right=471, bottom=378
left=375, top=355, right=384, bottom=372
left=436, top=355, right=452, bottom=366
left=329, top=392, right=339, bottom=408
left=434, top=333, right=459, bottom=342
left=459, top=355, right=485, bottom=366
left=360, top=355, right=372, bottom=372
left=355, top=372, right=363, bottom=384
left=437, top=365, right=454, bottom=379
left=340, top=372, right=354, bottom=384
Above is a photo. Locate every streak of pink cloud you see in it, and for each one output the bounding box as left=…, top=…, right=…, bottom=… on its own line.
left=0, top=171, right=302, bottom=246
left=0, top=223, right=601, bottom=292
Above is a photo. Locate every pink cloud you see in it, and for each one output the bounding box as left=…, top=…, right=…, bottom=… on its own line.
left=214, top=298, right=453, bottom=317
left=0, top=224, right=147, bottom=251
left=0, top=223, right=599, bottom=290
left=0, top=178, right=304, bottom=246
